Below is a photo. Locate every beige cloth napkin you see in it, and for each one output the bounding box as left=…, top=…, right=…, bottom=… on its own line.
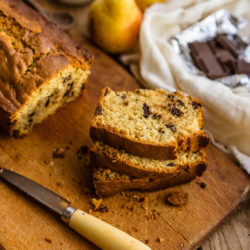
left=120, top=0, right=250, bottom=174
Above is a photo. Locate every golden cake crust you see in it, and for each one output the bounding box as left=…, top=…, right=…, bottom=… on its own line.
left=92, top=161, right=207, bottom=197
left=90, top=141, right=207, bottom=178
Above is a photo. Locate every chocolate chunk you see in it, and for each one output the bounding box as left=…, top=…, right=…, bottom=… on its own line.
left=158, top=128, right=165, bottom=134
left=13, top=129, right=20, bottom=138
left=192, top=101, right=201, bottom=110
left=216, top=34, right=240, bottom=57
left=167, top=94, right=174, bottom=99
left=167, top=162, right=175, bottom=167
left=198, top=134, right=210, bottom=148
left=166, top=123, right=176, bottom=133
left=186, top=138, right=191, bottom=151
left=121, top=94, right=127, bottom=99
left=44, top=238, right=52, bottom=244
left=78, top=146, right=89, bottom=155
left=152, top=114, right=162, bottom=120
left=170, top=106, right=183, bottom=117
left=45, top=97, right=50, bottom=107
left=189, top=41, right=228, bottom=79
left=124, top=101, right=129, bottom=106
left=197, top=163, right=207, bottom=177
left=95, top=106, right=102, bottom=115
left=63, top=75, right=72, bottom=83
left=143, top=103, right=150, bottom=118
left=177, top=100, right=184, bottom=106
left=81, top=83, right=85, bottom=90
left=52, top=148, right=65, bottom=158
left=235, top=60, right=250, bottom=76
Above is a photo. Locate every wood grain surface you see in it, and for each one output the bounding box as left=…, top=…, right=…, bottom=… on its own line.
left=0, top=35, right=249, bottom=250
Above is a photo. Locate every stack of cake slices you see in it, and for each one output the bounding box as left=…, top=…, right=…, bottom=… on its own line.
left=90, top=87, right=209, bottom=197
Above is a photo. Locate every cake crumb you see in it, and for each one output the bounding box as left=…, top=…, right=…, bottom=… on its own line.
left=44, top=238, right=52, bottom=244
left=165, top=192, right=188, bottom=206
left=197, top=181, right=207, bottom=189
left=43, top=160, right=49, bottom=165
left=77, top=146, right=89, bottom=155
left=156, top=238, right=164, bottom=243
left=91, top=198, right=108, bottom=212
left=52, top=148, right=65, bottom=158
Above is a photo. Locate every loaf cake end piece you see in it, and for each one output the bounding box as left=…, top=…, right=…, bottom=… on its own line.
left=0, top=0, right=93, bottom=136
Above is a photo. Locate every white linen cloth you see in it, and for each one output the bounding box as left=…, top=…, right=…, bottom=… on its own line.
left=120, top=0, right=250, bottom=174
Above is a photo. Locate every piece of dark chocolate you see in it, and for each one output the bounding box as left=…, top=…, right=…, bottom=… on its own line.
left=216, top=34, right=240, bottom=57
left=235, top=60, right=250, bottom=76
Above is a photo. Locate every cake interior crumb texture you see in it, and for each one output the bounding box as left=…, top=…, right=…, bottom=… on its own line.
left=0, top=0, right=93, bottom=136
left=11, top=66, right=89, bottom=136
left=93, top=88, right=203, bottom=144
left=91, top=141, right=206, bottom=177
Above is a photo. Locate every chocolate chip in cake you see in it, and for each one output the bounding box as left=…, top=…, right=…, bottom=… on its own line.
left=197, top=163, right=207, bottom=177
left=198, top=135, right=210, bottom=148
left=167, top=162, right=175, bottom=166
left=95, top=106, right=102, bottom=115
left=166, top=123, right=177, bottom=133
left=78, top=146, right=89, bottom=155
left=167, top=94, right=174, bottom=99
left=177, top=99, right=184, bottom=106
left=170, top=106, right=183, bottom=117
left=121, top=94, right=127, bottom=99
left=152, top=113, right=162, bottom=120
left=124, top=101, right=129, bottom=106
left=63, top=75, right=72, bottom=83
left=44, top=238, right=52, bottom=244
left=52, top=148, right=65, bottom=158
left=143, top=103, right=150, bottom=118
left=192, top=101, right=201, bottom=110
left=13, top=130, right=20, bottom=138
left=158, top=128, right=165, bottom=134
left=186, top=138, right=191, bottom=151
left=45, top=97, right=50, bottom=107
left=81, top=83, right=85, bottom=90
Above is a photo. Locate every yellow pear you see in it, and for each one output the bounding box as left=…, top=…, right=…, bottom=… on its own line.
left=136, top=0, right=165, bottom=11
left=87, top=0, right=143, bottom=54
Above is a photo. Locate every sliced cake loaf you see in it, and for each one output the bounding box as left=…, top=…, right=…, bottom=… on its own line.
left=0, top=0, right=93, bottom=137
left=90, top=141, right=207, bottom=178
left=93, top=162, right=206, bottom=197
left=90, top=88, right=209, bottom=160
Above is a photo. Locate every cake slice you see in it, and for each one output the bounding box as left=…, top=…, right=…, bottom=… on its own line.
left=0, top=0, right=93, bottom=137
left=90, top=141, right=207, bottom=178
left=90, top=88, right=209, bottom=160
left=93, top=162, right=206, bottom=197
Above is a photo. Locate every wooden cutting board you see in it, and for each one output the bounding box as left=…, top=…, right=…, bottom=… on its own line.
left=0, top=37, right=249, bottom=250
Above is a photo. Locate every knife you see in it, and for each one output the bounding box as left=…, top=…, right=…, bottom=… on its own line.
left=0, top=167, right=150, bottom=250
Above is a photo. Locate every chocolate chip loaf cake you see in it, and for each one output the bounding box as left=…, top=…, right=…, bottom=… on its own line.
left=93, top=160, right=206, bottom=197
left=90, top=88, right=209, bottom=160
left=0, top=0, right=93, bottom=137
left=91, top=141, right=207, bottom=178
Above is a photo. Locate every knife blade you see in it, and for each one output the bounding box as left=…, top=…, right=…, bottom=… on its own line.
left=0, top=167, right=150, bottom=250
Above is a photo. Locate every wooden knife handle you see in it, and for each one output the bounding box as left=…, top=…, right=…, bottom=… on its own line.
left=68, top=209, right=151, bottom=250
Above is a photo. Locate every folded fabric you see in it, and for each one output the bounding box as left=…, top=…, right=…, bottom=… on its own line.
left=121, top=0, right=250, bottom=173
